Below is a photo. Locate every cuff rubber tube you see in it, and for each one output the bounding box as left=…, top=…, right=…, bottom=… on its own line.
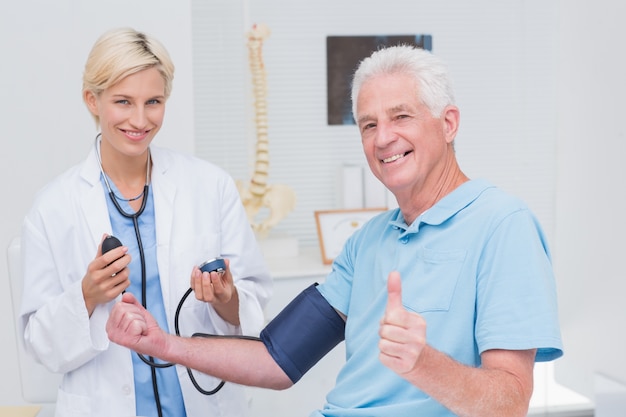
left=260, top=283, right=345, bottom=384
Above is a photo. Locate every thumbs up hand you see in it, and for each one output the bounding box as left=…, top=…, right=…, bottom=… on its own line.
left=378, top=271, right=427, bottom=375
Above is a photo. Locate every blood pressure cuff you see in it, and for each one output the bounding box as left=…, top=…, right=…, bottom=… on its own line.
left=260, top=283, right=345, bottom=384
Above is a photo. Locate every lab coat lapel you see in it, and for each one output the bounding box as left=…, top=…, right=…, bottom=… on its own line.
left=150, top=147, right=176, bottom=307
left=80, top=148, right=113, bottom=248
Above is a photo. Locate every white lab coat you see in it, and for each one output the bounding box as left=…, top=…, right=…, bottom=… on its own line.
left=19, top=145, right=272, bottom=417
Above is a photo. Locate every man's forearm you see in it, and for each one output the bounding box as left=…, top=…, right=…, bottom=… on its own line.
left=164, top=334, right=293, bottom=390
left=401, top=346, right=535, bottom=417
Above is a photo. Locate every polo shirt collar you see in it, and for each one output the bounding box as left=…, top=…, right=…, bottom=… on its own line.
left=389, top=179, right=494, bottom=234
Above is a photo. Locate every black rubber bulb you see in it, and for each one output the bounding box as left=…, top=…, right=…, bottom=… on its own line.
left=102, top=235, right=123, bottom=254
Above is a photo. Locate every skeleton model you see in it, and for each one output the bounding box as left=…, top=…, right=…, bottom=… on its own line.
left=237, top=24, right=296, bottom=236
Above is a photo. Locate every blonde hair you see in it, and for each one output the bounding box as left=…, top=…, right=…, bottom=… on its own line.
left=82, top=28, right=175, bottom=125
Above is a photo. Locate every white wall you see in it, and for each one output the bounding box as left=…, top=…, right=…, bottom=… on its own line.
left=1, top=0, right=622, bottom=411
left=0, top=1, right=195, bottom=405
left=192, top=0, right=560, bottom=248
left=554, top=0, right=626, bottom=400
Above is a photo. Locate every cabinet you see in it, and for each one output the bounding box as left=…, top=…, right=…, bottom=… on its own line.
left=246, top=248, right=344, bottom=417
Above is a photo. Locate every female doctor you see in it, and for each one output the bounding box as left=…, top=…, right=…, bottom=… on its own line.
left=18, top=27, right=272, bottom=417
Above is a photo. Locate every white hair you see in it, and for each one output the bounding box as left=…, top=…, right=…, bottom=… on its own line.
left=351, top=45, right=455, bottom=120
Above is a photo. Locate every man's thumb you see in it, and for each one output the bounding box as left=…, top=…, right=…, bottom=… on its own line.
left=386, top=271, right=403, bottom=311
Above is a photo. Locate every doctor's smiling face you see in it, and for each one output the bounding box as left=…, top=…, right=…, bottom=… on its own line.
left=84, top=66, right=166, bottom=159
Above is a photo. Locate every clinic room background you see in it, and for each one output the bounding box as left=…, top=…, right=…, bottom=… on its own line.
left=1, top=0, right=625, bottom=415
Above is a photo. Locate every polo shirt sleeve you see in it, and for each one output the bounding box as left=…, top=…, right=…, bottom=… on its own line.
left=316, top=233, right=359, bottom=316
left=475, top=208, right=563, bottom=362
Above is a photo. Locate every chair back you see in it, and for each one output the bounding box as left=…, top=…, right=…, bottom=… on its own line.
left=7, top=237, right=61, bottom=404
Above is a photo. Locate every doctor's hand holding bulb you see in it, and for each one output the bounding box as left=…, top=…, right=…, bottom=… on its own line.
left=18, top=27, right=271, bottom=417
left=81, top=235, right=132, bottom=317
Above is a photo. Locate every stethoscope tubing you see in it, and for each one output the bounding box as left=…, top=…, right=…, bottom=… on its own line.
left=95, top=135, right=231, bottom=396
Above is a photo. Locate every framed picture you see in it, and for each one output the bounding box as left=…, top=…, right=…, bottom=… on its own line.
left=326, top=34, right=433, bottom=125
left=314, top=208, right=387, bottom=264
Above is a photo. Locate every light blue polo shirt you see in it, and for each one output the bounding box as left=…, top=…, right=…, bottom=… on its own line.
left=316, top=179, right=563, bottom=417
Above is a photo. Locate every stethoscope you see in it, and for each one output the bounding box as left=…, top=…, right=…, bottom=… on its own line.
left=95, top=135, right=257, bottom=414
